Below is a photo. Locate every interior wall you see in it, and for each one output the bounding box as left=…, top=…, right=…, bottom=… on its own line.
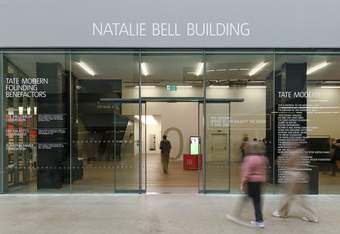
left=207, top=87, right=267, bottom=161
left=123, top=86, right=266, bottom=161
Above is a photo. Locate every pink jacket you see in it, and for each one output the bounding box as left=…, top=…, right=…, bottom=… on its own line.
left=241, top=155, right=267, bottom=185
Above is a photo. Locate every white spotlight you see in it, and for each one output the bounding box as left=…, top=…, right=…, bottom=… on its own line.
left=248, top=62, right=268, bottom=77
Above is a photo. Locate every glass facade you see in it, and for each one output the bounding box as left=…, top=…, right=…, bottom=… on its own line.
left=0, top=49, right=340, bottom=194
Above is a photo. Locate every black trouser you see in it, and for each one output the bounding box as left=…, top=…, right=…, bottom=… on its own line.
left=247, top=182, right=263, bottom=222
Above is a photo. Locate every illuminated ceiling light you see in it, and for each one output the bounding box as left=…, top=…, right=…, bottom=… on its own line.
left=248, top=62, right=268, bottom=76
left=135, top=85, right=156, bottom=88
left=321, top=86, right=340, bottom=89
left=249, top=80, right=265, bottom=84
left=141, top=62, right=149, bottom=76
left=18, top=106, right=24, bottom=115
left=307, top=61, right=330, bottom=75
left=177, top=85, right=192, bottom=88
left=134, top=115, right=157, bottom=125
left=27, top=107, right=31, bottom=115
left=324, top=81, right=340, bottom=84
left=34, top=107, right=37, bottom=115
left=209, top=85, right=229, bottom=88
left=246, top=85, right=266, bottom=89
left=77, top=61, right=96, bottom=76
left=195, top=62, right=204, bottom=76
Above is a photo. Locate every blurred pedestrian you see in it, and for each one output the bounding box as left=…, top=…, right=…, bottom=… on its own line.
left=272, top=141, right=318, bottom=223
left=228, top=141, right=268, bottom=228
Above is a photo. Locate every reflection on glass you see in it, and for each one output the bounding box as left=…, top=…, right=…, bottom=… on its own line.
left=71, top=53, right=140, bottom=193
left=276, top=53, right=340, bottom=194
left=4, top=53, right=70, bottom=193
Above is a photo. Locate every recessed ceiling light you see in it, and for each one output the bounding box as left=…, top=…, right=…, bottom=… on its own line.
left=246, top=85, right=266, bottom=89
left=321, top=86, right=340, bottom=89
left=307, top=61, right=330, bottom=75
left=177, top=85, right=193, bottom=88
left=77, top=61, right=96, bottom=76
left=135, top=85, right=156, bottom=88
left=209, top=85, right=229, bottom=88
left=248, top=62, right=268, bottom=76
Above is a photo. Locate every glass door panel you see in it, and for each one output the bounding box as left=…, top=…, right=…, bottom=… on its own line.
left=114, top=102, right=141, bottom=192
left=205, top=102, right=230, bottom=192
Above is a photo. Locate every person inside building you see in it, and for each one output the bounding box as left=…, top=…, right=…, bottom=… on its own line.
left=160, top=135, right=171, bottom=174
left=330, top=138, right=337, bottom=176
left=240, top=135, right=249, bottom=161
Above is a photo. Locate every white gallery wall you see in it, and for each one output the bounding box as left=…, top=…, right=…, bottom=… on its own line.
left=123, top=86, right=266, bottom=161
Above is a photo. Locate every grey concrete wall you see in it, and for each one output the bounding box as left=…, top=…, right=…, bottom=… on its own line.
left=0, top=0, right=340, bottom=48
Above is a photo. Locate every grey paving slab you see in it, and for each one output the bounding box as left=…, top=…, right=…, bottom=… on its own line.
left=0, top=194, right=338, bottom=234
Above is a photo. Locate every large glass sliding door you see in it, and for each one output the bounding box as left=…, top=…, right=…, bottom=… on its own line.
left=114, top=101, right=145, bottom=192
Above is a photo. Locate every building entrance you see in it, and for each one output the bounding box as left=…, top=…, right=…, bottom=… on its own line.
left=100, top=97, right=242, bottom=193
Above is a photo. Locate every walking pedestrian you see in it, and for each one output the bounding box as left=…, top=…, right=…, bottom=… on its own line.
left=160, top=135, right=171, bottom=174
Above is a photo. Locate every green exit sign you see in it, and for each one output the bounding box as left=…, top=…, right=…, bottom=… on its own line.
left=166, top=84, right=177, bottom=92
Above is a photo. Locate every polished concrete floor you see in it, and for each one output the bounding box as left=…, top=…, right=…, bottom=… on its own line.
left=0, top=194, right=339, bottom=234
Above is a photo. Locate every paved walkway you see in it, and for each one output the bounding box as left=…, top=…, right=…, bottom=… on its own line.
left=0, top=194, right=338, bottom=234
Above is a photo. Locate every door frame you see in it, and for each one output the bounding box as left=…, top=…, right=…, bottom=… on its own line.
left=100, top=97, right=243, bottom=193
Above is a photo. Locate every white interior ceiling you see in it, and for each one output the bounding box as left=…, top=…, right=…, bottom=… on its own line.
left=4, top=53, right=340, bottom=83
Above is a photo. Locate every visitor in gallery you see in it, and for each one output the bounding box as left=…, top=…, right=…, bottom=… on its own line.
left=159, top=135, right=172, bottom=174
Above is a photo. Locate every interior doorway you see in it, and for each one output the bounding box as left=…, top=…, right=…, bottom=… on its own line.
left=144, top=101, right=200, bottom=194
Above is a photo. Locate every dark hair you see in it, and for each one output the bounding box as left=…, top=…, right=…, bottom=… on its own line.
left=336, top=139, right=340, bottom=143
left=163, top=135, right=167, bottom=140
